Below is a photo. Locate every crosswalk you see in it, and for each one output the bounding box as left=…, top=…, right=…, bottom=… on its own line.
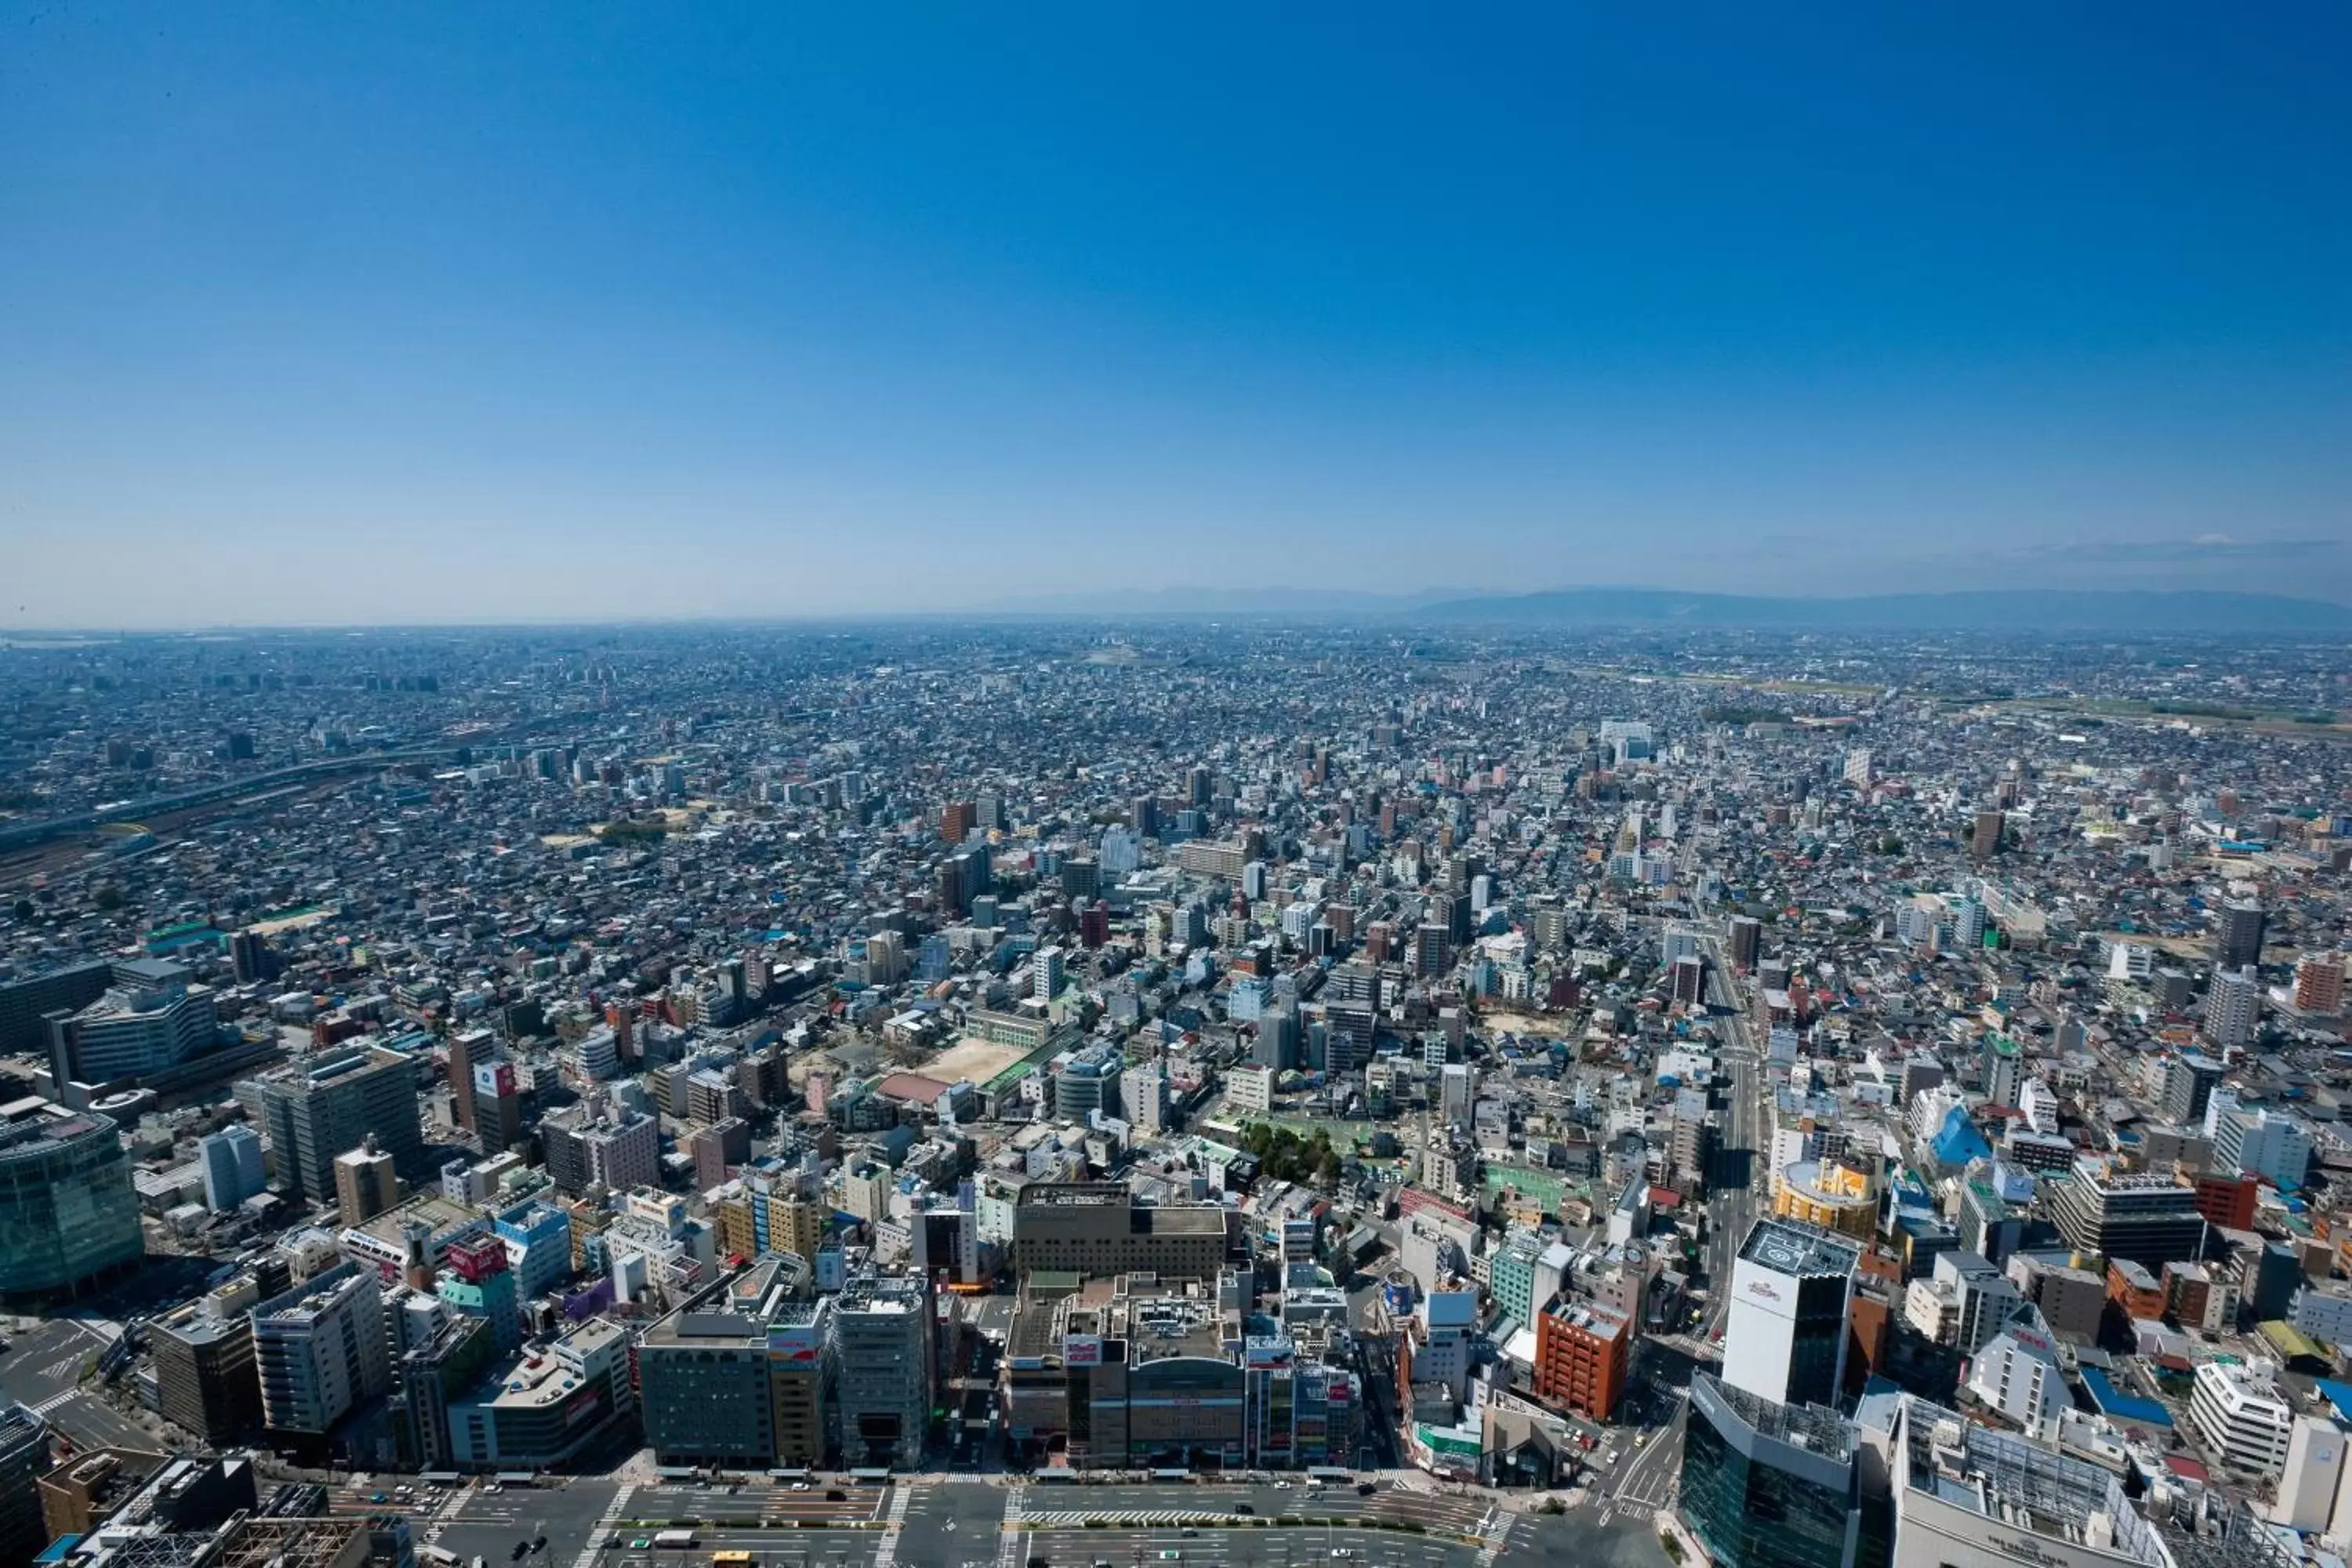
left=1472, top=1508, right=1512, bottom=1568
left=871, top=1481, right=914, bottom=1568
left=29, top=1389, right=81, bottom=1417
left=569, top=1484, right=636, bottom=1568
left=1012, top=1510, right=1244, bottom=1530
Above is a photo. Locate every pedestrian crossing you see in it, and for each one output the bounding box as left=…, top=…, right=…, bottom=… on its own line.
left=871, top=1480, right=915, bottom=1568
left=1472, top=1508, right=1511, bottom=1568
left=569, top=1484, right=636, bottom=1568
left=1011, top=1510, right=1246, bottom=1530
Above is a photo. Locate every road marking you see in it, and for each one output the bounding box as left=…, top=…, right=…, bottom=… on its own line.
left=873, top=1485, right=914, bottom=1568
left=1473, top=1507, right=1512, bottom=1568
left=568, top=1483, right=636, bottom=1568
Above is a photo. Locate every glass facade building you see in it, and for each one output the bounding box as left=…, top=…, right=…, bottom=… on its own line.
left=1680, top=1372, right=1865, bottom=1568
left=0, top=1098, right=143, bottom=1301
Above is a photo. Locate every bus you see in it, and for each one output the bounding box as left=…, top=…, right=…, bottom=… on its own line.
left=653, top=1533, right=697, bottom=1551
left=419, top=1548, right=459, bottom=1566
left=493, top=1472, right=539, bottom=1490
left=711, top=1554, right=753, bottom=1568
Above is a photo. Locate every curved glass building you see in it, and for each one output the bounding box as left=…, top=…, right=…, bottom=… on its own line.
left=0, top=1096, right=143, bottom=1301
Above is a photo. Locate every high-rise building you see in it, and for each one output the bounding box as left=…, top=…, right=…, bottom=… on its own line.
left=1970, top=808, right=2005, bottom=859
left=539, top=1104, right=659, bottom=1196
left=332, top=1138, right=401, bottom=1227
left=2162, top=1052, right=2228, bottom=1126
left=2205, top=966, right=2261, bottom=1048
left=1727, top=915, right=1762, bottom=971
left=2218, top=898, right=2267, bottom=971
left=1679, top=1373, right=1864, bottom=1568
left=639, top=1261, right=829, bottom=1468
left=0, top=1401, right=54, bottom=1568
left=45, top=971, right=221, bottom=1088
left=151, top=1301, right=263, bottom=1444
left=2045, top=1164, right=2206, bottom=1267
left=1120, top=1062, right=1170, bottom=1135
left=833, top=1272, right=932, bottom=1468
left=1534, top=1298, right=1632, bottom=1421
left=242, top=1047, right=423, bottom=1208
left=434, top=1233, right=522, bottom=1353
left=0, top=958, right=112, bottom=1058
left=0, top=1097, right=143, bottom=1302
left=1033, top=946, right=1066, bottom=1004
left=2295, top=953, right=2347, bottom=1015
left=1722, top=1219, right=1859, bottom=1410
left=199, top=1124, right=267, bottom=1212
left=250, top=1261, right=391, bottom=1437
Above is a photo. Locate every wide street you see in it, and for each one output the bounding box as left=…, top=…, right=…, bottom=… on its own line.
left=0, top=1312, right=156, bottom=1455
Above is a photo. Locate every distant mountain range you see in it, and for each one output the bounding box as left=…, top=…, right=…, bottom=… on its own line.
left=988, top=586, right=2352, bottom=633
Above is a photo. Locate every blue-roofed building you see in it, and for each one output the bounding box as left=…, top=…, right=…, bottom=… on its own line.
left=1930, top=1104, right=1992, bottom=1173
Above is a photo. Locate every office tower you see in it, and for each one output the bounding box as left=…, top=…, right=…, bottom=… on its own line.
left=940, top=800, right=977, bottom=844
left=1120, top=1062, right=1170, bottom=1135
left=250, top=1261, right=391, bottom=1437
left=1727, top=915, right=1762, bottom=971
left=1189, top=765, right=1213, bottom=806
left=1033, top=945, right=1065, bottom=1004
left=2163, top=1052, right=2227, bottom=1125
left=0, top=1098, right=143, bottom=1301
left=435, top=1233, right=522, bottom=1352
left=833, top=1272, right=932, bottom=1468
left=1842, top=749, right=1872, bottom=788
left=446, top=1027, right=485, bottom=1138
left=1131, top=794, right=1158, bottom=837
left=1257, top=1004, right=1300, bottom=1071
left=2045, top=1167, right=2205, bottom=1266
left=1722, top=1219, right=1860, bottom=1409
left=1970, top=808, right=2005, bottom=859
left=1671, top=953, right=1706, bottom=1007
left=227, top=927, right=275, bottom=983
left=0, top=1402, right=53, bottom=1568
left=243, top=1047, right=422, bottom=1207
left=1534, top=1298, right=1632, bottom=1420
left=0, top=958, right=112, bottom=1058
left=1440, top=1062, right=1473, bottom=1128
left=45, top=971, right=220, bottom=1087
left=1679, top=1374, right=1864, bottom=1568
left=688, top=1117, right=750, bottom=1190
left=469, top=1051, right=525, bottom=1153
left=539, top=1104, right=660, bottom=1197
left=2190, top=1362, right=2295, bottom=1478
left=2205, top=966, right=2261, bottom=1048
left=1980, top=1032, right=2023, bottom=1109
left=1010, top=1182, right=1229, bottom=1279
left=2295, top=953, right=2346, bottom=1014
left=1414, top=923, right=1451, bottom=977
left=333, top=1138, right=401, bottom=1228
left=2219, top=898, right=2267, bottom=971
left=151, top=1302, right=263, bottom=1444
left=199, top=1124, right=267, bottom=1212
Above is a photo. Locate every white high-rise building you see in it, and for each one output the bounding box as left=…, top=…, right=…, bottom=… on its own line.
left=2190, top=1360, right=2294, bottom=1477
left=2275, top=1415, right=2348, bottom=1533
left=1723, top=1218, right=1860, bottom=1409
left=1033, top=946, right=1065, bottom=1004
left=2206, top=966, right=2261, bottom=1048
left=249, top=1260, right=390, bottom=1436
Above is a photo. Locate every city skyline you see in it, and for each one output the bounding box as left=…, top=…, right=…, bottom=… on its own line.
left=5, top=5, right=2348, bottom=626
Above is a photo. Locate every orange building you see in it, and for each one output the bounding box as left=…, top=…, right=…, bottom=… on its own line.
left=940, top=800, right=977, bottom=844
left=1534, top=1298, right=1632, bottom=1421
left=2192, top=1173, right=2258, bottom=1231
left=2106, top=1258, right=2165, bottom=1322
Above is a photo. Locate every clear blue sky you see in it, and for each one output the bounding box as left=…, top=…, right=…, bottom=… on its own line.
left=3, top=2, right=2347, bottom=625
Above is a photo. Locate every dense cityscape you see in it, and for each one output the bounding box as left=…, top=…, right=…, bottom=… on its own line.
left=0, top=619, right=2347, bottom=1568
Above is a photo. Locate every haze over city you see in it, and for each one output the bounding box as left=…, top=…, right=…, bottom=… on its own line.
left=5, top=5, right=2349, bottom=626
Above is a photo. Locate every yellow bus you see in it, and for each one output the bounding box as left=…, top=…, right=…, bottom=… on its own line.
left=711, top=1553, right=753, bottom=1567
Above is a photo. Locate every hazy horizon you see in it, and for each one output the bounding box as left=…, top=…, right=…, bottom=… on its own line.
left=5, top=5, right=2348, bottom=626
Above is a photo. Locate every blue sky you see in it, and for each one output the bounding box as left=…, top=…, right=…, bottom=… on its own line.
left=3, top=2, right=2347, bottom=625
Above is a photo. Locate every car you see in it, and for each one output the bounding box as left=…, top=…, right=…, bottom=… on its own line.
left=1181, top=1530, right=1198, bottom=1538
left=1332, top=1552, right=1354, bottom=1561
left=791, top=1481, right=811, bottom=1492
left=630, top=1542, right=651, bottom=1552
left=371, top=1494, right=388, bottom=1504
left=1272, top=1481, right=1291, bottom=1490
left=1236, top=1504, right=1254, bottom=1516
left=511, top=1546, right=530, bottom=1562
left=825, top=1490, right=847, bottom=1502
left=396, top=1485, right=414, bottom=1497
left=1356, top=1482, right=1377, bottom=1497
left=1160, top=1554, right=1182, bottom=1563
left=604, top=1536, right=620, bottom=1549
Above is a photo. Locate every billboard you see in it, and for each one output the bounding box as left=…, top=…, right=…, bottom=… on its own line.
left=474, top=1061, right=517, bottom=1100
left=1063, top=1335, right=1103, bottom=1366
left=767, top=1324, right=824, bottom=1363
